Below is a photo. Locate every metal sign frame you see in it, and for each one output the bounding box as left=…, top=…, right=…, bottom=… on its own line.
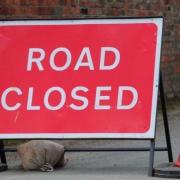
left=0, top=17, right=173, bottom=176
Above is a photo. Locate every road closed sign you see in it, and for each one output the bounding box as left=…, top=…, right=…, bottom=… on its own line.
left=0, top=18, right=163, bottom=139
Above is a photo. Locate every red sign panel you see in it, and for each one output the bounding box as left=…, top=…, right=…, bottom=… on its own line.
left=0, top=18, right=163, bottom=139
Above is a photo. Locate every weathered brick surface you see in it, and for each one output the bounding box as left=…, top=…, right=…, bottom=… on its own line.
left=0, top=0, right=179, bottom=101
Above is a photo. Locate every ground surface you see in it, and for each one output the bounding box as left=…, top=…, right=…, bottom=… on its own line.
left=1, top=106, right=180, bottom=180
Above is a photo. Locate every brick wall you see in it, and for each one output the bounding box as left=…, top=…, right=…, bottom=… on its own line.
left=0, top=0, right=179, bottom=101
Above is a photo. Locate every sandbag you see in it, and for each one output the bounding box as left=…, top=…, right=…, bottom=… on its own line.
left=17, top=140, right=67, bottom=171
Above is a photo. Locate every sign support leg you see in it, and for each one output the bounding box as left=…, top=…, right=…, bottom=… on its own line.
left=159, top=72, right=173, bottom=162
left=153, top=72, right=176, bottom=178
left=148, top=139, right=155, bottom=176
left=0, top=140, right=8, bottom=171
left=149, top=72, right=173, bottom=176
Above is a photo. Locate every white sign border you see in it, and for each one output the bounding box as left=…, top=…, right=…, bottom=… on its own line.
left=0, top=18, right=163, bottom=139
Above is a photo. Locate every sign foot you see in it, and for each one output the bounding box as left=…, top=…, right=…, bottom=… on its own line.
left=0, top=163, right=8, bottom=172
left=154, top=163, right=180, bottom=178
